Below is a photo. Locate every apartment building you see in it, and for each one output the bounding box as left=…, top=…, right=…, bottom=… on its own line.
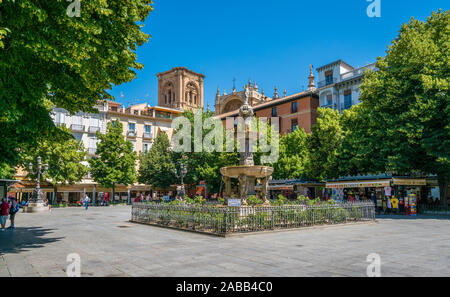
left=315, top=60, right=377, bottom=112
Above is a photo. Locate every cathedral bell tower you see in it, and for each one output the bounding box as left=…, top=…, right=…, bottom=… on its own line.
left=156, top=67, right=205, bottom=111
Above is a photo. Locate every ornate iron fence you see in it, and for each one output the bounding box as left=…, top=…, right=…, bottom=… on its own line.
left=131, top=202, right=375, bottom=236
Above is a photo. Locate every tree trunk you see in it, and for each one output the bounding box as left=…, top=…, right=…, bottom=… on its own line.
left=112, top=183, right=115, bottom=205
left=438, top=175, right=448, bottom=208
left=53, top=185, right=57, bottom=205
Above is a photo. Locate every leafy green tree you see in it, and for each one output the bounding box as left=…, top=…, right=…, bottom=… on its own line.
left=0, top=0, right=152, bottom=166
left=172, top=110, right=239, bottom=195
left=89, top=122, right=137, bottom=201
left=138, top=131, right=176, bottom=191
left=0, top=163, right=15, bottom=179
left=356, top=10, right=450, bottom=204
left=305, top=108, right=342, bottom=181
left=336, top=105, right=385, bottom=177
left=271, top=128, right=309, bottom=180
left=21, top=127, right=88, bottom=202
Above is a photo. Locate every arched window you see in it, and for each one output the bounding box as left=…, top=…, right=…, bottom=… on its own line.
left=163, top=82, right=175, bottom=105
left=186, top=82, right=198, bottom=106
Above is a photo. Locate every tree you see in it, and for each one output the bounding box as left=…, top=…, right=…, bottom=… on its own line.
left=89, top=122, right=137, bottom=202
left=0, top=163, right=15, bottom=179
left=0, top=0, right=152, bottom=166
left=138, top=131, right=176, bottom=191
left=172, top=110, right=239, bottom=195
left=356, top=10, right=450, bottom=204
left=271, top=128, right=309, bottom=180
left=305, top=108, right=342, bottom=181
left=21, top=127, right=88, bottom=202
left=336, top=104, right=385, bottom=177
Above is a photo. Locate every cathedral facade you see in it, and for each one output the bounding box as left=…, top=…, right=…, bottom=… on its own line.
left=214, top=79, right=272, bottom=115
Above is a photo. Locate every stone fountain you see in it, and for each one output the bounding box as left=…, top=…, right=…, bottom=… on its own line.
left=220, top=87, right=274, bottom=205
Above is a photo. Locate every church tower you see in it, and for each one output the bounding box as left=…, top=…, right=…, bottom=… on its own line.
left=156, top=67, right=205, bottom=111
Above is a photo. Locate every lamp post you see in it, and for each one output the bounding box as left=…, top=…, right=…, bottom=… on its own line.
left=174, top=162, right=187, bottom=199
left=28, top=156, right=49, bottom=205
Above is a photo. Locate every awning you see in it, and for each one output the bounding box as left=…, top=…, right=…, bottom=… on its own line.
left=392, top=178, right=426, bottom=186
left=326, top=180, right=391, bottom=189
left=269, top=185, right=294, bottom=190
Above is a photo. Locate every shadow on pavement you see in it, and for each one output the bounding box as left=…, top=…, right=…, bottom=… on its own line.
left=0, top=227, right=63, bottom=256
left=376, top=214, right=450, bottom=220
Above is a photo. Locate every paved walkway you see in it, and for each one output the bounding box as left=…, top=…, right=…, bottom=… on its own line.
left=0, top=206, right=449, bottom=277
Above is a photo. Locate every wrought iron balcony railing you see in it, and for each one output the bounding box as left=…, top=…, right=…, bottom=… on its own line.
left=70, top=124, right=84, bottom=132
left=88, top=126, right=100, bottom=133
left=143, top=132, right=153, bottom=139
left=87, top=148, right=97, bottom=155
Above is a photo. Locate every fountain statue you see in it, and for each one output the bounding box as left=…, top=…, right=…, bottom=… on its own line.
left=220, top=87, right=274, bottom=205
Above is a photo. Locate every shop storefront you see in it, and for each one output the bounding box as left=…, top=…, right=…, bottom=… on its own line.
left=326, top=176, right=433, bottom=216
left=267, top=179, right=324, bottom=200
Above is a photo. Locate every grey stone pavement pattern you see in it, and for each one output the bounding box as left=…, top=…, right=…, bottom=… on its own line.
left=0, top=206, right=449, bottom=277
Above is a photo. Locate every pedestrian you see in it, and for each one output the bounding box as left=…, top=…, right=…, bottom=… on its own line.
left=0, top=198, right=10, bottom=231
left=84, top=194, right=90, bottom=210
left=8, top=198, right=19, bottom=230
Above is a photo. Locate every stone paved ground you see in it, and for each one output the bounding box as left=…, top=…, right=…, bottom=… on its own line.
left=0, top=206, right=449, bottom=277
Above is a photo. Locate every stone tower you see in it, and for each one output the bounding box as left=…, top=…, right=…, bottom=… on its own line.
left=156, top=67, right=205, bottom=111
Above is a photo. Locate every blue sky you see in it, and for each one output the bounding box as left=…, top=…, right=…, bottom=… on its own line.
left=110, top=0, right=448, bottom=110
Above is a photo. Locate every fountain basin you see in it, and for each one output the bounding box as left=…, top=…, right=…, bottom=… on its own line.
left=220, top=165, right=273, bottom=179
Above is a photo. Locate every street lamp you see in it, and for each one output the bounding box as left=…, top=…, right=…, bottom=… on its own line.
left=174, top=162, right=187, bottom=199
left=28, top=156, right=49, bottom=204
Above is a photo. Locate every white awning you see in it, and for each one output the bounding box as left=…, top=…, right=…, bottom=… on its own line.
left=326, top=180, right=391, bottom=189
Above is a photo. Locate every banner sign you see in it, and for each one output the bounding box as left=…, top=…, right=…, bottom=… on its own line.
left=326, top=180, right=390, bottom=189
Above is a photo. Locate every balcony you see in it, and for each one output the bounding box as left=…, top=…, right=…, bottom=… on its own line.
left=70, top=124, right=84, bottom=132
left=127, top=130, right=136, bottom=137
left=87, top=148, right=97, bottom=155
left=318, top=78, right=336, bottom=88
left=88, top=126, right=100, bottom=133
left=340, top=63, right=377, bottom=81
left=143, top=132, right=153, bottom=139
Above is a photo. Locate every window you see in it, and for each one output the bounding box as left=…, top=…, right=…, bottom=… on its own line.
left=291, top=119, right=298, bottom=132
left=145, top=125, right=151, bottom=134
left=344, top=90, right=352, bottom=109
left=131, top=141, right=136, bottom=152
left=111, top=120, right=116, bottom=127
left=272, top=107, right=277, bottom=117
left=55, top=112, right=66, bottom=124
left=325, top=70, right=333, bottom=85
left=128, top=123, right=135, bottom=132
left=291, top=102, right=298, bottom=113
left=143, top=143, right=152, bottom=152
left=72, top=133, right=83, bottom=141
left=327, top=94, right=333, bottom=106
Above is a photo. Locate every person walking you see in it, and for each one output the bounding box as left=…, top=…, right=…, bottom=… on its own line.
left=84, top=194, right=90, bottom=210
left=8, top=198, right=19, bottom=230
left=0, top=198, right=10, bottom=231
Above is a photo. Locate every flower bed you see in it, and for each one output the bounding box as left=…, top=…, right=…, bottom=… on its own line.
left=130, top=201, right=375, bottom=236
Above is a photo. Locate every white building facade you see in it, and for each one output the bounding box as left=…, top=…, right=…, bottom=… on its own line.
left=315, top=60, right=377, bottom=112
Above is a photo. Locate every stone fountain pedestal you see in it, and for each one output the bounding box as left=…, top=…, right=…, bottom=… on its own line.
left=220, top=86, right=274, bottom=205
left=24, top=202, right=50, bottom=213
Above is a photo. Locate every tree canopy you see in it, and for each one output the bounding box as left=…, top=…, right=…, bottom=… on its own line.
left=89, top=121, right=137, bottom=195
left=21, top=126, right=88, bottom=185
left=353, top=9, right=449, bottom=200
left=0, top=0, right=153, bottom=166
left=138, top=131, right=176, bottom=191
